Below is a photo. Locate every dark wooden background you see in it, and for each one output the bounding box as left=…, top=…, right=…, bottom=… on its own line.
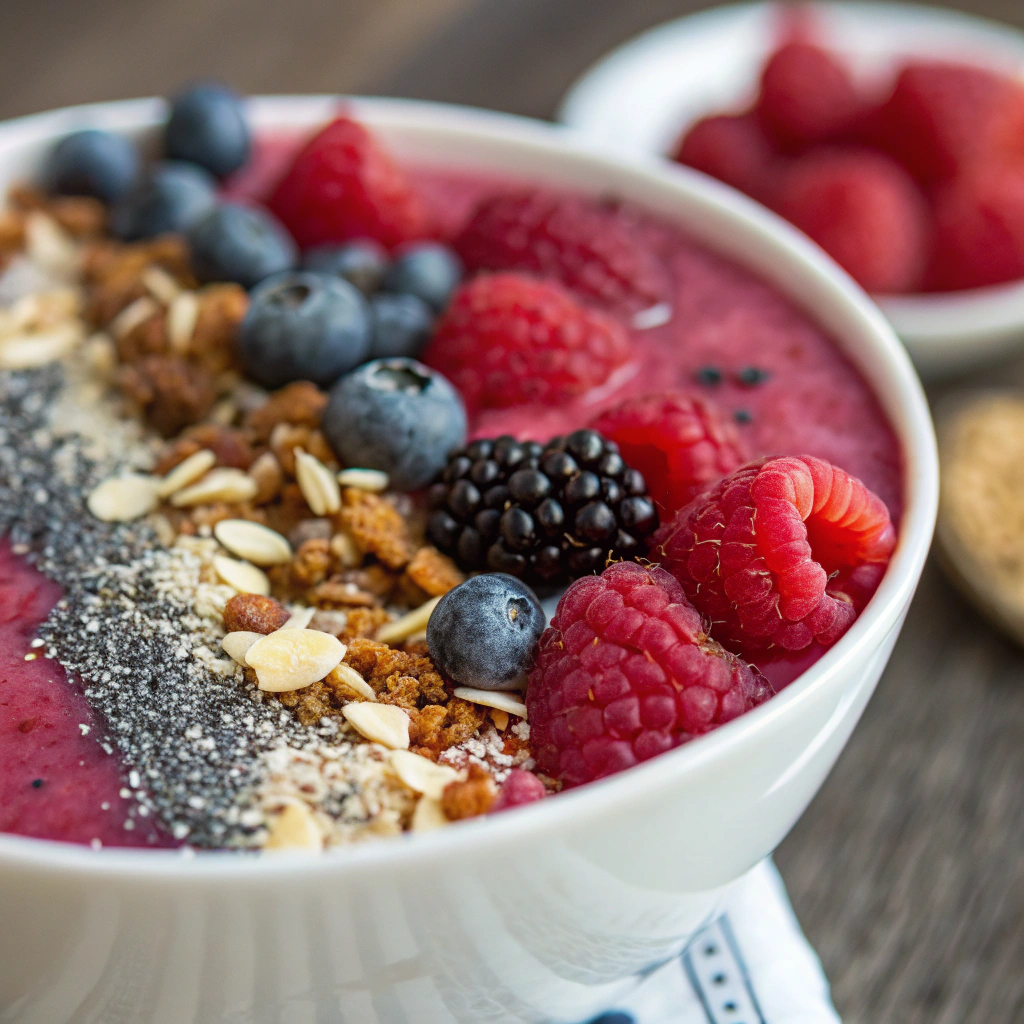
left=5, top=2, right=1024, bottom=1021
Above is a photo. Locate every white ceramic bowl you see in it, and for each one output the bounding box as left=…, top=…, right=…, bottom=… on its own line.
left=0, top=97, right=937, bottom=1024
left=559, top=1, right=1024, bottom=378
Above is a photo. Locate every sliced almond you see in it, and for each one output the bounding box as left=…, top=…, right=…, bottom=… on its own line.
left=375, top=596, right=442, bottom=645
left=336, top=468, right=389, bottom=492
left=330, top=531, right=361, bottom=568
left=281, top=606, right=316, bottom=630
left=294, top=447, right=340, bottom=516
left=7, top=288, right=80, bottom=332
left=141, top=265, right=181, bottom=304
left=221, top=630, right=265, bottom=667
left=170, top=468, right=258, bottom=507
left=342, top=702, right=410, bottom=750
left=209, top=398, right=238, bottom=426
left=246, top=628, right=346, bottom=693
left=109, top=295, right=158, bottom=340
left=263, top=801, right=323, bottom=852
left=327, top=662, right=376, bottom=701
left=0, top=321, right=85, bottom=369
left=25, top=212, right=79, bottom=275
left=453, top=687, right=528, bottom=719
left=389, top=750, right=460, bottom=799
left=87, top=474, right=159, bottom=522
left=82, top=332, right=117, bottom=374
left=490, top=708, right=510, bottom=732
left=156, top=448, right=216, bottom=498
left=410, top=795, right=450, bottom=832
left=213, top=519, right=292, bottom=566
left=213, top=555, right=271, bottom=597
left=166, top=290, right=199, bottom=354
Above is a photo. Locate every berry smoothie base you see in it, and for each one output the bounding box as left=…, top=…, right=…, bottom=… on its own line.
left=0, top=119, right=900, bottom=851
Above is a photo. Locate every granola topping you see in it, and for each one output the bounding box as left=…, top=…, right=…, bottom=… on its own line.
left=0, top=119, right=563, bottom=856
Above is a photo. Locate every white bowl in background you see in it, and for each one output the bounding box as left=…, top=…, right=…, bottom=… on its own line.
left=0, top=96, right=937, bottom=1024
left=559, top=1, right=1024, bottom=378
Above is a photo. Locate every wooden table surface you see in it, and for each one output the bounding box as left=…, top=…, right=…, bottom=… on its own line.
left=5, top=1, right=1024, bottom=1021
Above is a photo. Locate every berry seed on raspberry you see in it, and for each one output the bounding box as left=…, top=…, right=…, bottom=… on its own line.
left=651, top=455, right=896, bottom=653
left=527, top=561, right=773, bottom=787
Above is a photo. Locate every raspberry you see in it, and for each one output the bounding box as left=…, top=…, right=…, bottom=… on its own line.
left=773, top=148, right=931, bottom=293
left=491, top=768, right=546, bottom=812
left=927, top=163, right=1024, bottom=291
left=871, top=61, right=1024, bottom=184
left=267, top=116, right=429, bottom=250
left=757, top=42, right=862, bottom=149
left=421, top=272, right=632, bottom=413
left=454, top=189, right=671, bottom=317
left=527, top=561, right=772, bottom=788
left=651, top=455, right=896, bottom=653
left=590, top=391, right=747, bottom=516
left=672, top=114, right=779, bottom=200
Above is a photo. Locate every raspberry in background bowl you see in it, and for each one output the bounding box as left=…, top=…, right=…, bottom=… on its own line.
left=560, top=1, right=1024, bottom=377
left=0, top=96, right=936, bottom=1024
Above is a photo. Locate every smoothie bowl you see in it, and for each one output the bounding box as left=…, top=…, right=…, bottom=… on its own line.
left=0, top=95, right=936, bottom=1023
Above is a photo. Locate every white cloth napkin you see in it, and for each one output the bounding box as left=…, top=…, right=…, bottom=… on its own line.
left=596, top=860, right=841, bottom=1024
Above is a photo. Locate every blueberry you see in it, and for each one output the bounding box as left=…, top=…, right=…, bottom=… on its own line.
left=111, top=161, right=217, bottom=241
left=187, top=203, right=296, bottom=289
left=303, top=240, right=388, bottom=294
left=587, top=1014, right=636, bottom=1024
left=426, top=574, right=544, bottom=691
left=322, top=358, right=467, bottom=491
left=369, top=292, right=434, bottom=359
left=165, top=83, right=251, bottom=179
left=239, top=271, right=371, bottom=389
left=382, top=242, right=463, bottom=312
left=43, top=129, right=139, bottom=203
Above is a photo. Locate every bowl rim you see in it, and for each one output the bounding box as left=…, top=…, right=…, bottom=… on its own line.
left=557, top=0, right=1024, bottom=359
left=0, top=95, right=938, bottom=880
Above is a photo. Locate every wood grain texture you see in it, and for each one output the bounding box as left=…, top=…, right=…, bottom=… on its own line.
left=5, top=1, right=1024, bottom=1021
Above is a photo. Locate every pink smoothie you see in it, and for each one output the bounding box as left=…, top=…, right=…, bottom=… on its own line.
left=0, top=542, right=168, bottom=847
left=1, top=133, right=902, bottom=846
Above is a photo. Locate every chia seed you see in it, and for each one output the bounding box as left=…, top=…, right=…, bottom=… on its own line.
left=736, top=366, right=770, bottom=387
left=0, top=365, right=326, bottom=847
left=694, top=365, right=723, bottom=387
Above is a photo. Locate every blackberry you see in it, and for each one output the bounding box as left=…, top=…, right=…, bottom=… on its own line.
left=427, top=429, right=659, bottom=585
